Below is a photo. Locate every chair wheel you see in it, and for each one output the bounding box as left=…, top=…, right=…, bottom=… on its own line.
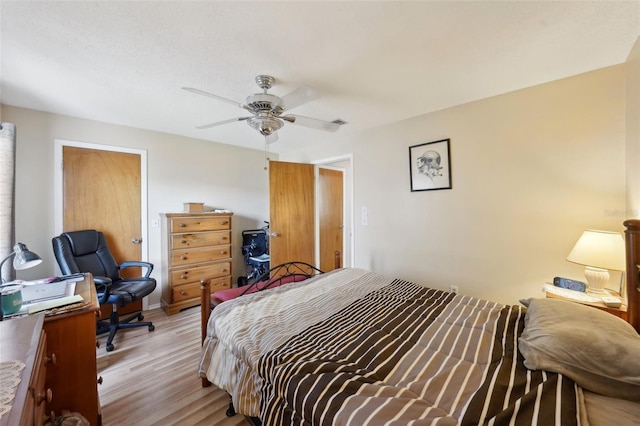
left=106, top=343, right=115, bottom=352
left=137, top=313, right=144, bottom=321
left=148, top=324, right=155, bottom=332
left=226, top=403, right=236, bottom=417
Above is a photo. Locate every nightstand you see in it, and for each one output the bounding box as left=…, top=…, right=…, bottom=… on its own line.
left=545, top=290, right=627, bottom=321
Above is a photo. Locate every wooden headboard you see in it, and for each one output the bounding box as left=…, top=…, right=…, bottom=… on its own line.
left=624, top=219, right=640, bottom=332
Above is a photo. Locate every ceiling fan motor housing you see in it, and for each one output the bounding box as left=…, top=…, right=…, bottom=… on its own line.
left=246, top=93, right=284, bottom=115
left=245, top=92, right=286, bottom=136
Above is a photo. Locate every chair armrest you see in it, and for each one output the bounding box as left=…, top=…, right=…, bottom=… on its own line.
left=93, top=276, right=112, bottom=305
left=119, top=261, right=154, bottom=278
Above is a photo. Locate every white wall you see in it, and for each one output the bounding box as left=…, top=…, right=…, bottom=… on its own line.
left=0, top=106, right=272, bottom=307
left=283, top=65, right=627, bottom=305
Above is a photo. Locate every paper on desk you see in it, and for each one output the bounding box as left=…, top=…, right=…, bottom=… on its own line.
left=27, top=294, right=84, bottom=314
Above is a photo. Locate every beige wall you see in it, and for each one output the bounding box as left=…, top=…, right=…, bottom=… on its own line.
left=626, top=37, right=640, bottom=216
left=0, top=106, right=272, bottom=307
left=284, top=65, right=627, bottom=305
left=1, top=49, right=635, bottom=308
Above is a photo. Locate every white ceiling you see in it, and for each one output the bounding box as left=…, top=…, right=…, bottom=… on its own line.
left=1, top=1, right=639, bottom=153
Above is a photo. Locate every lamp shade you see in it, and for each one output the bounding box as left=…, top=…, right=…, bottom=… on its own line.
left=12, top=243, right=43, bottom=270
left=566, top=229, right=625, bottom=271
left=0, top=242, right=43, bottom=283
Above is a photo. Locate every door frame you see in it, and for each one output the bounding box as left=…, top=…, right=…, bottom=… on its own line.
left=53, top=139, right=150, bottom=305
left=313, top=154, right=354, bottom=268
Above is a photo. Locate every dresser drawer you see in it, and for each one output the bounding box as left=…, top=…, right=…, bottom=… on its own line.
left=172, top=276, right=231, bottom=302
left=170, top=216, right=231, bottom=233
left=171, top=231, right=230, bottom=249
left=170, top=245, right=231, bottom=267
left=170, top=262, right=231, bottom=285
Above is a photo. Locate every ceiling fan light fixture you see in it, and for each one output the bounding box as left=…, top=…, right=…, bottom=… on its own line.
left=248, top=114, right=284, bottom=136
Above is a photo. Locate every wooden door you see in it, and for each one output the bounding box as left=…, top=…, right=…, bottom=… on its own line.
left=63, top=146, right=142, bottom=314
left=319, top=168, right=343, bottom=271
left=269, top=161, right=315, bottom=271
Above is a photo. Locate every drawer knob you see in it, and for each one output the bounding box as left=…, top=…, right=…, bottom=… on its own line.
left=221, top=221, right=228, bottom=225
left=98, top=376, right=104, bottom=385
left=46, top=353, right=57, bottom=366
left=180, top=275, right=188, bottom=279
left=180, top=290, right=187, bottom=296
left=37, top=388, right=53, bottom=405
left=181, top=240, right=187, bottom=244
left=180, top=255, right=187, bottom=260
left=221, top=251, right=226, bottom=254
left=179, top=223, right=186, bottom=227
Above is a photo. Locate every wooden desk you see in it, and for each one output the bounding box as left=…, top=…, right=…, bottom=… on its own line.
left=2, top=273, right=101, bottom=425
left=0, top=313, right=46, bottom=426
left=43, top=273, right=101, bottom=425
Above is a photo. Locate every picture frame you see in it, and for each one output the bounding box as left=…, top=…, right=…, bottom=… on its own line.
left=409, top=138, right=452, bottom=192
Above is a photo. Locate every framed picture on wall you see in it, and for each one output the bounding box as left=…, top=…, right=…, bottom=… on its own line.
left=409, top=138, right=452, bottom=192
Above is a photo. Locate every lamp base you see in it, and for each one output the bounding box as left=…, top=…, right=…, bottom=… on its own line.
left=584, top=266, right=610, bottom=295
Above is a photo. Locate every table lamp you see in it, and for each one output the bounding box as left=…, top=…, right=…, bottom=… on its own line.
left=566, top=229, right=625, bottom=295
left=0, top=242, right=43, bottom=284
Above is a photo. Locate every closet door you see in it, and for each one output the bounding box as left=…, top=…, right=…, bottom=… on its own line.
left=269, top=161, right=315, bottom=269
left=63, top=145, right=143, bottom=315
left=318, top=167, right=343, bottom=271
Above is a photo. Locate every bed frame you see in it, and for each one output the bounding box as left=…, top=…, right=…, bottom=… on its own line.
left=624, top=219, right=640, bottom=332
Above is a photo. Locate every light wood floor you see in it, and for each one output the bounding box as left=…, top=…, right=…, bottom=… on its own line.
left=96, top=306, right=252, bottom=426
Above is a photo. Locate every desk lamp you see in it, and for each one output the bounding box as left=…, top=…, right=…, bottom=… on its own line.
left=566, top=230, right=625, bottom=295
left=0, top=243, right=43, bottom=284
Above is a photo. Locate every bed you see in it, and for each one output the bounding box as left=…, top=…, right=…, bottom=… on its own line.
left=198, top=221, right=640, bottom=425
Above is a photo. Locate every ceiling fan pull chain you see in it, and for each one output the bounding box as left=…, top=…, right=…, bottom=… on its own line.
left=264, top=137, right=270, bottom=170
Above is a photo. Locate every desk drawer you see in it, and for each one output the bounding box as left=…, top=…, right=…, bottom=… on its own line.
left=171, top=245, right=231, bottom=267
left=172, top=276, right=231, bottom=302
left=32, top=331, right=48, bottom=424
left=171, top=231, right=230, bottom=249
left=170, top=216, right=231, bottom=233
left=170, top=262, right=231, bottom=285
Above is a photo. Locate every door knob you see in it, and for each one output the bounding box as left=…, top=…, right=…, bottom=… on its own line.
left=270, top=232, right=278, bottom=237
left=132, top=238, right=142, bottom=244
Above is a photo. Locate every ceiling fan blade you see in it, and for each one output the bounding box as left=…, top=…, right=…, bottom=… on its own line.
left=280, top=85, right=319, bottom=111
left=287, top=115, right=341, bottom=132
left=182, top=87, right=250, bottom=111
left=195, top=117, right=250, bottom=129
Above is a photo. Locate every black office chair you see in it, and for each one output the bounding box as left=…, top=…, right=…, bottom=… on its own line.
left=52, top=230, right=156, bottom=352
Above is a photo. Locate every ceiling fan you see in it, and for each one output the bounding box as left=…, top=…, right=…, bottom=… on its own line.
left=183, top=75, right=344, bottom=144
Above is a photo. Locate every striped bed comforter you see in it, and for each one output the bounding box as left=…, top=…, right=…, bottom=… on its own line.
left=199, top=268, right=580, bottom=425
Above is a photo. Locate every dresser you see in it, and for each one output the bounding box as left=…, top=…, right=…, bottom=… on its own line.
left=161, top=212, right=233, bottom=315
left=1, top=274, right=100, bottom=426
